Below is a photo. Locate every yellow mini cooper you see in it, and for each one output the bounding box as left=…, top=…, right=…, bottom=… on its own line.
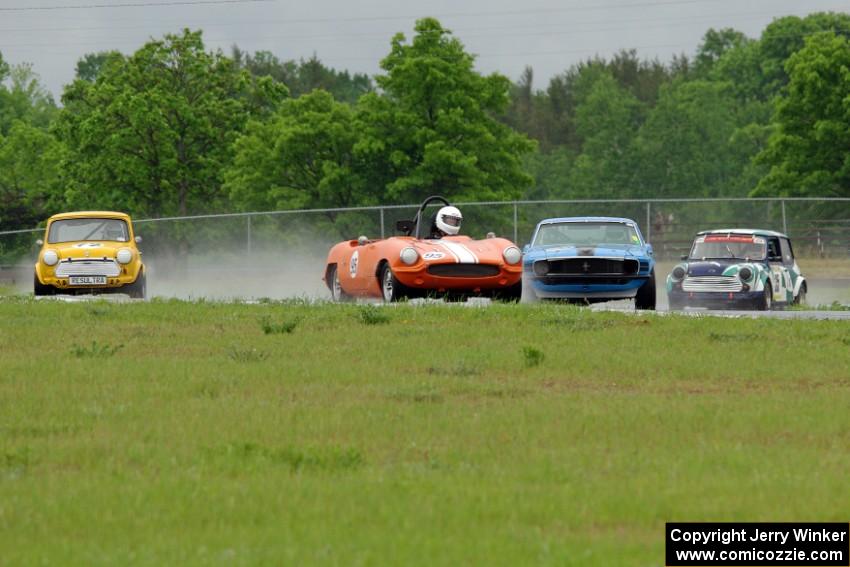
left=34, top=211, right=146, bottom=298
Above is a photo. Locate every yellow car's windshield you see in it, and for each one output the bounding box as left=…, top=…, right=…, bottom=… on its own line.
left=48, top=218, right=130, bottom=243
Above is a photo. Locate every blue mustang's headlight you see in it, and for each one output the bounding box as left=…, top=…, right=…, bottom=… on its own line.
left=533, top=260, right=549, bottom=277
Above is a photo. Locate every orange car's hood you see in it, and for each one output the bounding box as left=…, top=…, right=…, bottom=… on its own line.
left=410, top=236, right=513, bottom=264
left=47, top=241, right=128, bottom=260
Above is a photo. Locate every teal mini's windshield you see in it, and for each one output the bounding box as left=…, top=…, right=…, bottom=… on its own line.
left=48, top=218, right=130, bottom=243
left=533, top=222, right=641, bottom=247
left=689, top=235, right=766, bottom=261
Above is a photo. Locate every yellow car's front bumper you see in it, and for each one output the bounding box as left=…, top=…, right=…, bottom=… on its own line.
left=35, top=263, right=143, bottom=290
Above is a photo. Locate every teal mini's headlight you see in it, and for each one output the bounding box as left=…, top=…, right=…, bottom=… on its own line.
left=739, top=266, right=753, bottom=282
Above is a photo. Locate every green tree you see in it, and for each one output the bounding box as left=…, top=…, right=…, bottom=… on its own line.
left=74, top=51, right=123, bottom=82
left=0, top=121, right=65, bottom=229
left=232, top=48, right=372, bottom=105
left=226, top=90, right=368, bottom=210
left=569, top=70, right=643, bottom=198
left=56, top=30, right=286, bottom=217
left=632, top=79, right=756, bottom=198
left=694, top=28, right=751, bottom=76
left=0, top=61, right=57, bottom=135
left=758, top=13, right=850, bottom=98
left=357, top=18, right=535, bottom=203
left=754, top=32, right=850, bottom=197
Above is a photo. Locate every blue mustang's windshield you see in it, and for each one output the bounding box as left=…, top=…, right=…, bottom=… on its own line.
left=534, top=222, right=641, bottom=247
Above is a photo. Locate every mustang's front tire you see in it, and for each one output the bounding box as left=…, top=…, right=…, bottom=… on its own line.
left=635, top=269, right=656, bottom=311
left=379, top=264, right=407, bottom=302
left=521, top=276, right=538, bottom=303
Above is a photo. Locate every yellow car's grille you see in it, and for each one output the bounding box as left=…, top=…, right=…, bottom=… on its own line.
left=55, top=259, right=121, bottom=277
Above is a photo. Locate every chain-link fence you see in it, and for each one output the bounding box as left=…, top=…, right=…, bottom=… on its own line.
left=2, top=198, right=850, bottom=288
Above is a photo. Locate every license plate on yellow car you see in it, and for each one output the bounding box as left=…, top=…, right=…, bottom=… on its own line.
left=69, top=276, right=107, bottom=285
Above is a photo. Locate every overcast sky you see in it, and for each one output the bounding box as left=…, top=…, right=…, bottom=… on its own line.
left=1, top=0, right=848, bottom=99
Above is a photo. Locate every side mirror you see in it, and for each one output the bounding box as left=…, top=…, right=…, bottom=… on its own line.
left=36, top=239, right=44, bottom=246
left=522, top=244, right=530, bottom=254
left=646, top=244, right=654, bottom=256
left=395, top=220, right=414, bottom=235
left=680, top=254, right=688, bottom=261
left=135, top=235, right=142, bottom=244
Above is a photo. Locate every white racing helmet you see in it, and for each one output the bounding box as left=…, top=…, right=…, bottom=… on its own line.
left=435, top=206, right=463, bottom=236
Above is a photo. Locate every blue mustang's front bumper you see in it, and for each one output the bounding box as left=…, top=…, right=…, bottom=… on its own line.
left=529, top=275, right=649, bottom=299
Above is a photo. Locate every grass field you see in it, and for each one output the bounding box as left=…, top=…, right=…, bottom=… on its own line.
left=1, top=298, right=849, bottom=566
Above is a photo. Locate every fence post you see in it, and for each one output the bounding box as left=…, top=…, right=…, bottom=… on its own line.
left=513, top=202, right=518, bottom=243
left=380, top=208, right=385, bottom=239
left=645, top=201, right=651, bottom=242
left=246, top=215, right=252, bottom=255
left=781, top=199, right=787, bottom=234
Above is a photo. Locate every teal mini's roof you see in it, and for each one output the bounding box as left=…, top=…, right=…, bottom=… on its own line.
left=697, top=228, right=788, bottom=238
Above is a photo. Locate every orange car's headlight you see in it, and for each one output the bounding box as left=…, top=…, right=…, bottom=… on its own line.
left=400, top=247, right=419, bottom=265
left=502, top=246, right=522, bottom=265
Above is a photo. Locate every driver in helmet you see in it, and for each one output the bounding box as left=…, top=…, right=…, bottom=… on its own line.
left=429, top=206, right=463, bottom=239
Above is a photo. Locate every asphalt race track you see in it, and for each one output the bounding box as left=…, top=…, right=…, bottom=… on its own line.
left=7, top=262, right=849, bottom=319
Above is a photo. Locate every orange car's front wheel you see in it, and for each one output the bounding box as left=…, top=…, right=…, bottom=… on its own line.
left=380, top=264, right=408, bottom=302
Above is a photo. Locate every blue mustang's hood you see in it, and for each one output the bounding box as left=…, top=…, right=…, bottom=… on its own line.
left=532, top=244, right=646, bottom=260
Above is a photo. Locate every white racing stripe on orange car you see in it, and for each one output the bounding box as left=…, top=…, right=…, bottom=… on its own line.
left=438, top=240, right=479, bottom=264
left=428, top=241, right=460, bottom=262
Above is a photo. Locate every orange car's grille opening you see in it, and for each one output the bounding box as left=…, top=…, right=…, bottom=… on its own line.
left=546, top=258, right=639, bottom=276
left=427, top=264, right=501, bottom=277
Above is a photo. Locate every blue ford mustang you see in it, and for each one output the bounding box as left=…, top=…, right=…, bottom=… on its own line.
left=523, top=217, right=656, bottom=309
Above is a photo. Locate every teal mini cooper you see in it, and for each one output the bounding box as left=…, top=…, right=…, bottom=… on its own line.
left=666, top=229, right=807, bottom=310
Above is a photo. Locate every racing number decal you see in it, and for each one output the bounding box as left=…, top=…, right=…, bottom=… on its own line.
left=349, top=250, right=359, bottom=278
left=770, top=266, right=788, bottom=301
left=423, top=251, right=445, bottom=260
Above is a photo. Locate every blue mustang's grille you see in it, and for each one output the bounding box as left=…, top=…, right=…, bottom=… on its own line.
left=545, top=258, right=639, bottom=276
left=639, top=260, right=650, bottom=272
left=539, top=276, right=635, bottom=285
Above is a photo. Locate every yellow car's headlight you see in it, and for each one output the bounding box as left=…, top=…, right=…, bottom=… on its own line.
left=116, top=248, right=133, bottom=264
left=42, top=250, right=59, bottom=266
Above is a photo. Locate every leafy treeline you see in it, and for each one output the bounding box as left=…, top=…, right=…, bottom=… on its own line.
left=514, top=12, right=850, bottom=201
left=0, top=13, right=848, bottom=231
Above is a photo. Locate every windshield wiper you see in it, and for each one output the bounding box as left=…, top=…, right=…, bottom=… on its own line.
left=81, top=221, right=108, bottom=241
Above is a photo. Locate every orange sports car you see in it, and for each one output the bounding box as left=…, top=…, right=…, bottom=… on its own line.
left=323, top=196, right=523, bottom=302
